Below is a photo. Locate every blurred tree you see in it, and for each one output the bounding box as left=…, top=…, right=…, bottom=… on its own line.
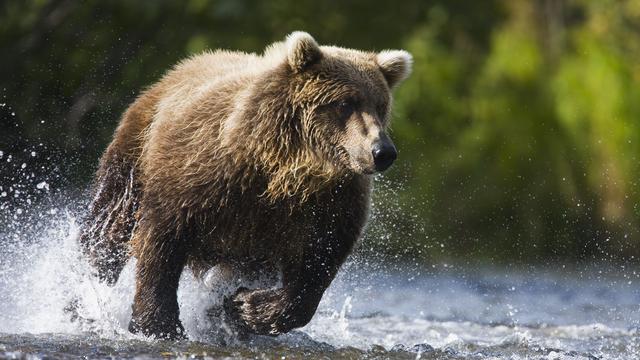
left=386, top=0, right=640, bottom=263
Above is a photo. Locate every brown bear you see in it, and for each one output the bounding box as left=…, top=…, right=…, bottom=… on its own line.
left=79, top=31, right=412, bottom=340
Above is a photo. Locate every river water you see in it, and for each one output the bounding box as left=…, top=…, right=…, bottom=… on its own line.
left=0, top=202, right=639, bottom=359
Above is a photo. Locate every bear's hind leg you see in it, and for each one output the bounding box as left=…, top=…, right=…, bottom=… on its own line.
left=80, top=147, right=139, bottom=286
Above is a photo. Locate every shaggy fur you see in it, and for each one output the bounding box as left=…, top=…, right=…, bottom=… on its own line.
left=79, top=31, right=412, bottom=339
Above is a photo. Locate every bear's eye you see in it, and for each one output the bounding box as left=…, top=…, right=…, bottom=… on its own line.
left=335, top=99, right=355, bottom=120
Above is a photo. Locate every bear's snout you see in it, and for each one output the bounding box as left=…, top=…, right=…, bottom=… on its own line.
left=372, top=136, right=397, bottom=172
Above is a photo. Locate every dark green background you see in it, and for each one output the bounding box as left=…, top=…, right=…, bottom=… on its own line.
left=2, top=0, right=639, bottom=265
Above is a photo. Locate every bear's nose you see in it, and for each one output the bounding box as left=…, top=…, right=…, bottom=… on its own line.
left=372, top=141, right=397, bottom=172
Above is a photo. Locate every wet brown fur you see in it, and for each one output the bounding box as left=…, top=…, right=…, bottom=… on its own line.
left=79, top=32, right=412, bottom=339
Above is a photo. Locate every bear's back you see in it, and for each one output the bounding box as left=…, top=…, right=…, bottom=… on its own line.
left=151, top=50, right=260, bottom=128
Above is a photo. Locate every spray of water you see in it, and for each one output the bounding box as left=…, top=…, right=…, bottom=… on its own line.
left=0, top=209, right=212, bottom=339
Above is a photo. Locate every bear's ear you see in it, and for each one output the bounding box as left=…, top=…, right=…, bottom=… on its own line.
left=286, top=31, right=323, bottom=72
left=376, top=50, right=413, bottom=88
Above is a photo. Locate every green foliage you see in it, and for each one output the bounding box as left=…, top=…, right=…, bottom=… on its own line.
left=1, top=0, right=638, bottom=263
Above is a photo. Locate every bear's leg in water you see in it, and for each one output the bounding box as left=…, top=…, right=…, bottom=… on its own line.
left=128, top=215, right=189, bottom=340
left=230, top=229, right=356, bottom=335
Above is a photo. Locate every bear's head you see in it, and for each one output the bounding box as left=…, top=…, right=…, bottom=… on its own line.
left=248, top=32, right=412, bottom=199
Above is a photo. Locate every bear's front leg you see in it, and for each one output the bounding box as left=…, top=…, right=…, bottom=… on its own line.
left=128, top=222, right=189, bottom=340
left=228, top=231, right=356, bottom=335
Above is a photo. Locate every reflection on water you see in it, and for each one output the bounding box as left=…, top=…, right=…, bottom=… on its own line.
left=0, top=206, right=639, bottom=359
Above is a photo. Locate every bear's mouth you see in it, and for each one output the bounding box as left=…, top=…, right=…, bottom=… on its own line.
left=346, top=158, right=377, bottom=175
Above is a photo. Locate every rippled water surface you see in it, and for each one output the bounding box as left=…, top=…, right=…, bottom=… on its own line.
left=1, top=206, right=639, bottom=359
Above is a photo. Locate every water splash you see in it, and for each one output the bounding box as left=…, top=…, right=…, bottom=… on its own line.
left=0, top=211, right=127, bottom=335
